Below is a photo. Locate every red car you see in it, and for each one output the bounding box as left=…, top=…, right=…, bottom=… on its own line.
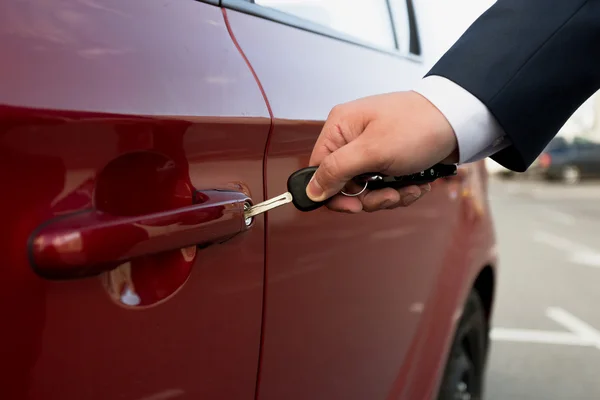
left=0, top=1, right=498, bottom=399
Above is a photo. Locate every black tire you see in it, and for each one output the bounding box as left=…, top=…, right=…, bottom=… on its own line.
left=560, top=165, right=581, bottom=185
left=436, top=290, right=489, bottom=400
left=498, top=171, right=515, bottom=180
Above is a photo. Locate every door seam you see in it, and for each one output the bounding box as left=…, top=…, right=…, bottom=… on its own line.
left=221, top=8, right=274, bottom=400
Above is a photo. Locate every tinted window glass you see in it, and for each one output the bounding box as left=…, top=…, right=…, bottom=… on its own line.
left=254, top=0, right=397, bottom=49
left=573, top=136, right=596, bottom=147
left=545, top=137, right=568, bottom=151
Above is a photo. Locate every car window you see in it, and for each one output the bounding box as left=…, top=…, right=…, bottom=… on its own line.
left=545, top=137, right=568, bottom=151
left=253, top=0, right=397, bottom=49
left=388, top=0, right=420, bottom=54
left=573, top=137, right=596, bottom=147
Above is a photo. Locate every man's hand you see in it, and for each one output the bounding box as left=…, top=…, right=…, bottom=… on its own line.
left=306, top=90, right=459, bottom=213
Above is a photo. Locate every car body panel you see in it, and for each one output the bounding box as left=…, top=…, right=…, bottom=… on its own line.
left=225, top=9, right=496, bottom=400
left=405, top=161, right=497, bottom=400
left=572, top=141, right=600, bottom=176
left=1, top=1, right=498, bottom=399
left=0, top=1, right=270, bottom=399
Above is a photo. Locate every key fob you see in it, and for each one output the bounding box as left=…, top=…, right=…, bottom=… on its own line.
left=287, top=163, right=457, bottom=212
left=358, top=164, right=457, bottom=190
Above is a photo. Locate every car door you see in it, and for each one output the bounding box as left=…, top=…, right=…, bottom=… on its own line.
left=573, top=140, right=600, bottom=176
left=589, top=143, right=600, bottom=176
left=0, top=1, right=269, bottom=399
left=224, top=1, right=467, bottom=399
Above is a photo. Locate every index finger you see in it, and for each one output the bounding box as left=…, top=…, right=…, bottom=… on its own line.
left=309, top=105, right=368, bottom=166
left=309, top=121, right=346, bottom=167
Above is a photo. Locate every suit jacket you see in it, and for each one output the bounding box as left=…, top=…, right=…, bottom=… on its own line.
left=427, top=0, right=600, bottom=172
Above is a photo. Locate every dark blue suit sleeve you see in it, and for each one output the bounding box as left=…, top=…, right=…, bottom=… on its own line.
left=427, top=0, right=600, bottom=172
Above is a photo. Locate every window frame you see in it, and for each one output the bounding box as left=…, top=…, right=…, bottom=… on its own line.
left=216, top=0, right=423, bottom=62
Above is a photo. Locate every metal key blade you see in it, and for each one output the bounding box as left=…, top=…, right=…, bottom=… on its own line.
left=244, top=192, right=293, bottom=219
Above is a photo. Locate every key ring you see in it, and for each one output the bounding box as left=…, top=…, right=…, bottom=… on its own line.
left=340, top=174, right=383, bottom=197
left=340, top=180, right=369, bottom=197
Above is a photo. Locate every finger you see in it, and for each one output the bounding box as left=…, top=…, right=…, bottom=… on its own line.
left=362, top=186, right=421, bottom=212
left=325, top=194, right=363, bottom=213
left=385, top=186, right=427, bottom=209
left=307, top=134, right=385, bottom=202
left=309, top=105, right=367, bottom=167
left=361, top=188, right=402, bottom=212
left=327, top=183, right=429, bottom=213
left=309, top=120, right=346, bottom=167
left=324, top=179, right=367, bottom=213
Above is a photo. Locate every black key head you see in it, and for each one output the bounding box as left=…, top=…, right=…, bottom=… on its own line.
left=287, top=166, right=325, bottom=212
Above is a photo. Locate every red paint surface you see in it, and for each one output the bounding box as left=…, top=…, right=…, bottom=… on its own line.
left=1, top=1, right=497, bottom=399
left=221, top=10, right=276, bottom=400
left=226, top=10, right=497, bottom=400
left=0, top=1, right=270, bottom=399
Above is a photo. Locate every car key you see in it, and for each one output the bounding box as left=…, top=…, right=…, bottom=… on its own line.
left=244, top=163, right=457, bottom=218
left=353, top=163, right=457, bottom=191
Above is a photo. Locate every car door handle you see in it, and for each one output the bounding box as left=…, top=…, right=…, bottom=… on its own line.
left=28, top=190, right=251, bottom=280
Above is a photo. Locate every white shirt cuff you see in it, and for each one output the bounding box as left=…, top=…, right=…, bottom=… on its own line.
left=412, top=75, right=510, bottom=164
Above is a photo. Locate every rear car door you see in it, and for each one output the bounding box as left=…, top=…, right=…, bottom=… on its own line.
left=225, top=2, right=469, bottom=399
left=573, top=139, right=600, bottom=176
left=588, top=143, right=600, bottom=174
left=0, top=1, right=269, bottom=399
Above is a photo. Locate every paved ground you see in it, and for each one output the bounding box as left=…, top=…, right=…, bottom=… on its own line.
left=484, top=177, right=600, bottom=400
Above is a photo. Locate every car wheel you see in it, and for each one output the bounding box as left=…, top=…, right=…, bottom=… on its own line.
left=561, top=165, right=580, bottom=184
left=498, top=171, right=514, bottom=180
left=436, top=290, right=488, bottom=400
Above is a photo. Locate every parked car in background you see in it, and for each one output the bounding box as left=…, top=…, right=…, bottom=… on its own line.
left=528, top=136, right=600, bottom=184
left=0, top=1, right=498, bottom=399
left=485, top=158, right=516, bottom=179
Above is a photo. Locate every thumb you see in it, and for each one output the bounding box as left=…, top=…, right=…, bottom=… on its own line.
left=306, top=136, right=383, bottom=202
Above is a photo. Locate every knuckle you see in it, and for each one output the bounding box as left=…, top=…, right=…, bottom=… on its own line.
left=328, top=104, right=345, bottom=119
left=322, top=123, right=347, bottom=151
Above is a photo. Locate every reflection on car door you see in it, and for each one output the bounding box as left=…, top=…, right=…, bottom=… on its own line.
left=226, top=3, right=468, bottom=399
left=0, top=1, right=269, bottom=399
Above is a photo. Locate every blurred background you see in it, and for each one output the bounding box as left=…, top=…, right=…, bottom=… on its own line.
left=419, top=1, right=600, bottom=399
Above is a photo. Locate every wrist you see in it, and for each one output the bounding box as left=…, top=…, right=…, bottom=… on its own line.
left=409, top=90, right=459, bottom=165
left=441, top=148, right=459, bottom=164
